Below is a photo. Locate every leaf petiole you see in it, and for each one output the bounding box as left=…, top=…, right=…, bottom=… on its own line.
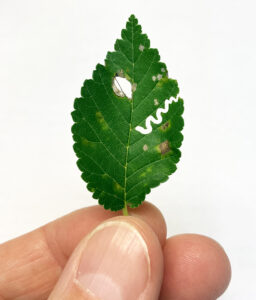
left=122, top=201, right=129, bottom=216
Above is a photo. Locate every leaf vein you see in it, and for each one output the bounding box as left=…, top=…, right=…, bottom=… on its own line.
left=85, top=86, right=127, bottom=150
left=76, top=103, right=125, bottom=169
left=127, top=157, right=170, bottom=181
left=76, top=146, right=124, bottom=187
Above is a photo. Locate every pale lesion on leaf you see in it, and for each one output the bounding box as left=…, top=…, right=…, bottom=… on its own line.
left=139, top=166, right=152, bottom=178
left=95, top=111, right=109, bottom=130
left=81, top=137, right=97, bottom=148
left=140, top=171, right=146, bottom=178
left=113, top=182, right=124, bottom=193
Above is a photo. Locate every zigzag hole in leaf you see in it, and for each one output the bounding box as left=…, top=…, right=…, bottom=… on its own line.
left=112, top=75, right=132, bottom=99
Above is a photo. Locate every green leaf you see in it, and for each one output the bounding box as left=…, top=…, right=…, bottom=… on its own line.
left=72, top=14, right=184, bottom=212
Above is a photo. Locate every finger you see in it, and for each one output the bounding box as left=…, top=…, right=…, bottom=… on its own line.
left=49, top=216, right=164, bottom=300
left=0, top=202, right=166, bottom=300
left=45, top=201, right=166, bottom=265
left=160, top=234, right=231, bottom=300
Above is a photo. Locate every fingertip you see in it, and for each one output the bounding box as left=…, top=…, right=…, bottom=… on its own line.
left=44, top=201, right=166, bottom=267
left=160, top=234, right=231, bottom=300
left=100, top=216, right=165, bottom=299
left=49, top=216, right=164, bottom=300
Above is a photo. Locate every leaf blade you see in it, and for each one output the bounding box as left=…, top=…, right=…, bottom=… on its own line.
left=72, top=15, right=184, bottom=211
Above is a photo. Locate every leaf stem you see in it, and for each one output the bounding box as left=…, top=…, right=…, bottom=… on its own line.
left=122, top=201, right=129, bottom=216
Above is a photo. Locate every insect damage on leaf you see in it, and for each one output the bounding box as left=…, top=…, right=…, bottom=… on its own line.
left=71, top=14, right=184, bottom=213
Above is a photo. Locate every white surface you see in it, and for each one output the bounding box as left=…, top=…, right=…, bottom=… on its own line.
left=0, top=0, right=256, bottom=298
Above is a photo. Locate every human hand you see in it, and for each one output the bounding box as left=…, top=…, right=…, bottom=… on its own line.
left=0, top=202, right=231, bottom=299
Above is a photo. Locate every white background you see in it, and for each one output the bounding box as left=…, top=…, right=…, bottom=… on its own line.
left=0, top=0, right=255, bottom=298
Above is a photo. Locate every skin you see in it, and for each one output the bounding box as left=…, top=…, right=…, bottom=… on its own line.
left=0, top=202, right=231, bottom=299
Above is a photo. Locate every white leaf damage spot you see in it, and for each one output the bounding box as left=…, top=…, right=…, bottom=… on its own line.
left=143, top=144, right=148, bottom=151
left=139, top=44, right=145, bottom=51
left=161, top=68, right=165, bottom=73
left=152, top=74, right=163, bottom=82
left=154, top=99, right=159, bottom=106
left=135, top=97, right=176, bottom=135
left=157, top=74, right=162, bottom=80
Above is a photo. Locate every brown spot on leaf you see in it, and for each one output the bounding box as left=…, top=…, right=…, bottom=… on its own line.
left=161, top=121, right=170, bottom=130
left=159, top=140, right=171, bottom=155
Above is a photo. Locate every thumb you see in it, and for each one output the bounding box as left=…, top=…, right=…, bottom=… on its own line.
left=49, top=216, right=164, bottom=300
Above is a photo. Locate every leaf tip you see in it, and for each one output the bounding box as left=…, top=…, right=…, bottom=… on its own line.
left=128, top=14, right=139, bottom=24
left=129, top=14, right=136, bottom=20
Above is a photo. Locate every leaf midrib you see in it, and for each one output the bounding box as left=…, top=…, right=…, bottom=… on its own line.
left=123, top=17, right=135, bottom=208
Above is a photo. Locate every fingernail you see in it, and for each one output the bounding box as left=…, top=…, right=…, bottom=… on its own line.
left=76, top=220, right=150, bottom=300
